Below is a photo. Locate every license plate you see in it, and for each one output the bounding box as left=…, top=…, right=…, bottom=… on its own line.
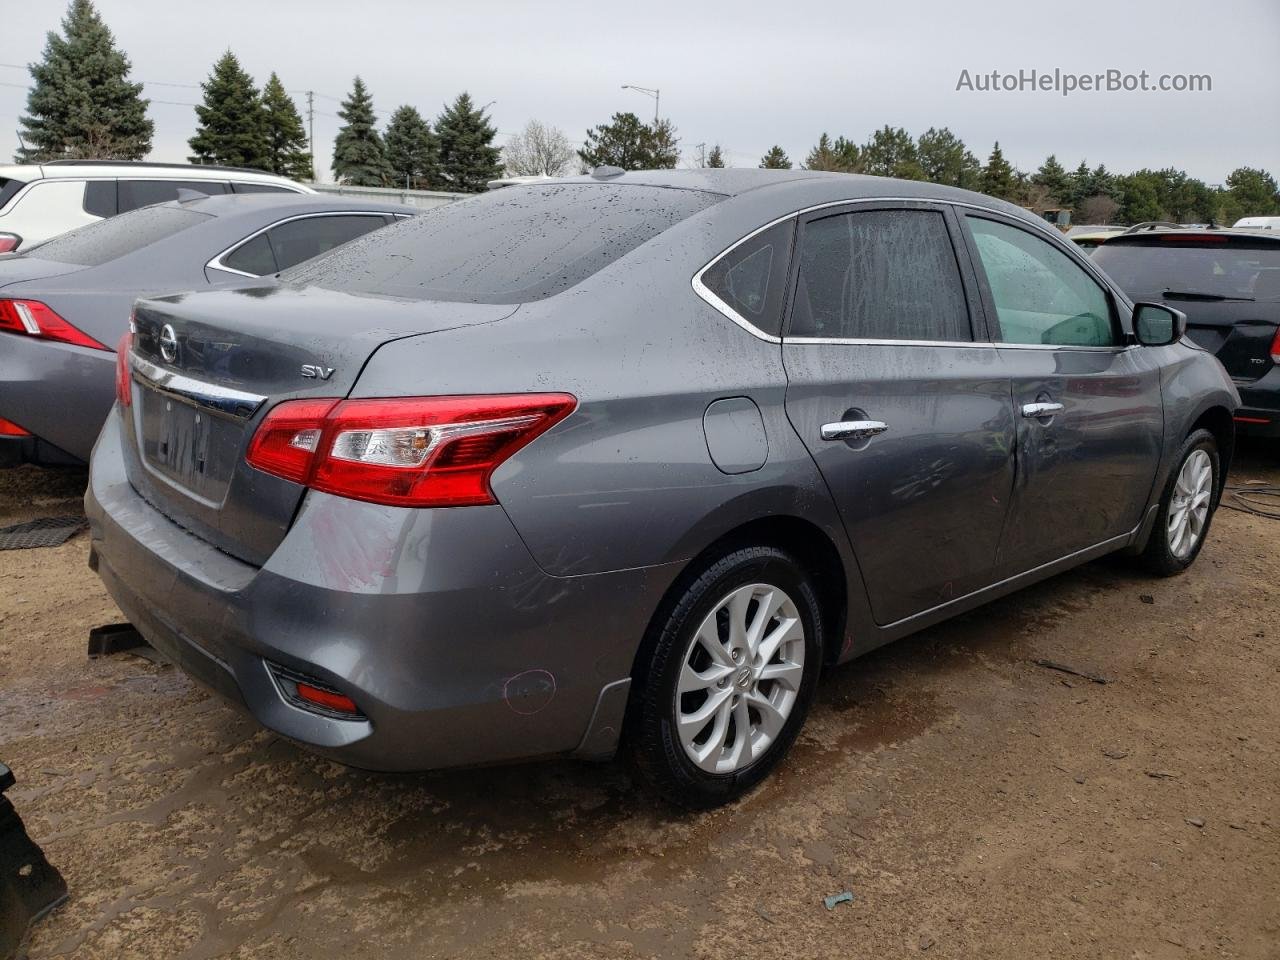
left=139, top=389, right=237, bottom=502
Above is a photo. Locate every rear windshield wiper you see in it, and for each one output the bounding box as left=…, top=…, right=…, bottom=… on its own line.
left=1162, top=289, right=1255, bottom=302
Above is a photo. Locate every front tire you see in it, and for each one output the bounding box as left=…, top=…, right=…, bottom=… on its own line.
left=1142, top=428, right=1220, bottom=576
left=631, top=546, right=824, bottom=808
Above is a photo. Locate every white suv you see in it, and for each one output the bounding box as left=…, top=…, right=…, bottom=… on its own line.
left=0, top=161, right=314, bottom=252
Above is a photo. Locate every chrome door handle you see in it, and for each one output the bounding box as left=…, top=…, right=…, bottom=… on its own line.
left=1021, top=402, right=1064, bottom=419
left=821, top=420, right=889, bottom=442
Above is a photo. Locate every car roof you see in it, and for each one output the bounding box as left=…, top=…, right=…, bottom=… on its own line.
left=548, top=168, right=1039, bottom=223
left=171, top=192, right=418, bottom=220
left=0, top=161, right=311, bottom=188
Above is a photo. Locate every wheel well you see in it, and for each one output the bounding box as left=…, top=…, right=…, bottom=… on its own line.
left=629, top=516, right=849, bottom=698
left=1190, top=406, right=1235, bottom=493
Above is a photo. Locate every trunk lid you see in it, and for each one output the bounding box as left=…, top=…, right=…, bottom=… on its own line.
left=1171, top=299, right=1280, bottom=382
left=0, top=256, right=84, bottom=289
left=123, top=284, right=518, bottom=565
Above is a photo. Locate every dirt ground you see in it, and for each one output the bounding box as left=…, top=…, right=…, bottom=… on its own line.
left=1, top=446, right=1277, bottom=960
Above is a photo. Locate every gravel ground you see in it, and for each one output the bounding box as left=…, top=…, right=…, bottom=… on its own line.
left=1, top=446, right=1277, bottom=959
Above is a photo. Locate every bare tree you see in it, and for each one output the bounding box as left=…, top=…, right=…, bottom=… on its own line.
left=1079, top=193, right=1120, bottom=225
left=502, top=119, right=576, bottom=176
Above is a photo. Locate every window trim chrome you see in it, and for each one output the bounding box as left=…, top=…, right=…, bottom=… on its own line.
left=130, top=351, right=266, bottom=421
left=691, top=195, right=1119, bottom=347
left=206, top=210, right=396, bottom=278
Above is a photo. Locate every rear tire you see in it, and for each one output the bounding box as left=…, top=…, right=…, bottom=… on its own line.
left=1142, top=428, right=1220, bottom=576
left=631, top=546, right=823, bottom=809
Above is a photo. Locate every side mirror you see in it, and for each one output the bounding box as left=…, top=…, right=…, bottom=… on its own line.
left=1132, top=302, right=1188, bottom=346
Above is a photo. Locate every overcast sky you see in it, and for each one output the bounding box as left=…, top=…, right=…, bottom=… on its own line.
left=3, top=0, right=1278, bottom=185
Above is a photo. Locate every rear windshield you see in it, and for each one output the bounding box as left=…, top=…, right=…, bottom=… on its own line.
left=1093, top=239, right=1280, bottom=301
left=280, top=183, right=723, bottom=303
left=0, top=177, right=26, bottom=211
left=22, top=204, right=211, bottom=267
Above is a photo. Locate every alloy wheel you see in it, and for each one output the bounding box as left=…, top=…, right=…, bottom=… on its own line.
left=675, top=582, right=805, bottom=774
left=1168, top=448, right=1213, bottom=559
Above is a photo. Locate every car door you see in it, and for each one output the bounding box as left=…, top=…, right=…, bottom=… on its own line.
left=782, top=202, right=1017, bottom=626
left=959, top=212, right=1163, bottom=575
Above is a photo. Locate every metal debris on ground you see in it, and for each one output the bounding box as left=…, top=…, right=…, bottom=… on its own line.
left=823, top=890, right=854, bottom=911
left=0, top=762, right=68, bottom=960
left=0, top=516, right=87, bottom=551
left=1032, top=658, right=1110, bottom=684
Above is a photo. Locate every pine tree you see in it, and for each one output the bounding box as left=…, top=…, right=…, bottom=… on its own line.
left=188, top=52, right=269, bottom=169
left=916, top=127, right=980, bottom=187
left=435, top=92, right=502, bottom=192
left=1225, top=167, right=1280, bottom=216
left=17, top=0, right=153, bottom=161
left=803, top=134, right=859, bottom=173
left=384, top=105, right=438, bottom=188
left=332, top=77, right=392, bottom=186
left=981, top=142, right=1016, bottom=199
left=760, top=145, right=791, bottom=169
left=648, top=119, right=680, bottom=168
left=706, top=144, right=725, bottom=168
left=578, top=112, right=677, bottom=171
left=861, top=125, right=923, bottom=179
left=260, top=73, right=312, bottom=181
left=1031, top=155, right=1070, bottom=206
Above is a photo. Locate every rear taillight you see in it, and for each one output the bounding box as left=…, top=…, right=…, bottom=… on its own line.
left=1270, top=327, right=1280, bottom=365
left=115, top=330, right=134, bottom=407
left=0, top=233, right=20, bottom=254
left=0, top=416, right=31, bottom=437
left=246, top=394, right=576, bottom=508
left=0, top=298, right=107, bottom=349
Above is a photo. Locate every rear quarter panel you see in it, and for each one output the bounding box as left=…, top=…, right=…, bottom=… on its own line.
left=347, top=214, right=853, bottom=581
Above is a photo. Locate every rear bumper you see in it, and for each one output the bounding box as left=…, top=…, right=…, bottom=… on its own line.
left=85, top=416, right=674, bottom=771
left=1234, top=366, right=1280, bottom=437
left=0, top=334, right=114, bottom=464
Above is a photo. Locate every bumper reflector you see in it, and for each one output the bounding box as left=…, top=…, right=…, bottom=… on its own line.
left=267, top=663, right=364, bottom=719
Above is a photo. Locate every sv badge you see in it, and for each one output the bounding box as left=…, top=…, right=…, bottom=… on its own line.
left=300, top=364, right=336, bottom=380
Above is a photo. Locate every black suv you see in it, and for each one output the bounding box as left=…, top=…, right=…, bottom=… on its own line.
left=1094, top=229, right=1280, bottom=436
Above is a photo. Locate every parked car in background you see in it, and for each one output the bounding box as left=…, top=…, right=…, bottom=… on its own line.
left=1234, top=216, right=1280, bottom=231
left=1069, top=227, right=1125, bottom=253
left=87, top=170, right=1237, bottom=808
left=1093, top=228, right=1280, bottom=436
left=0, top=193, right=413, bottom=466
left=0, top=161, right=313, bottom=252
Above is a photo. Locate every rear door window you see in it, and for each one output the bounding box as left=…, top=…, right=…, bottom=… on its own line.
left=966, top=216, right=1116, bottom=347
left=0, top=177, right=27, bottom=211
left=281, top=183, right=723, bottom=303
left=700, top=219, right=795, bottom=337
left=118, top=179, right=229, bottom=212
left=221, top=232, right=278, bottom=276
left=789, top=208, right=972, bottom=341
left=23, top=205, right=211, bottom=266
left=82, top=180, right=118, bottom=218
left=266, top=214, right=390, bottom=271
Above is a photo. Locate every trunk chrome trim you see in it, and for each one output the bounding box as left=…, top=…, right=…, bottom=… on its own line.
left=130, top=351, right=266, bottom=421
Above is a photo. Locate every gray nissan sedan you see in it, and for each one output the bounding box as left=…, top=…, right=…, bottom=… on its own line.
left=86, top=170, right=1239, bottom=807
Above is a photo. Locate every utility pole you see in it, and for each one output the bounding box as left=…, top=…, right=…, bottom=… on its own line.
left=694, top=142, right=706, bottom=167
left=306, top=91, right=315, bottom=181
